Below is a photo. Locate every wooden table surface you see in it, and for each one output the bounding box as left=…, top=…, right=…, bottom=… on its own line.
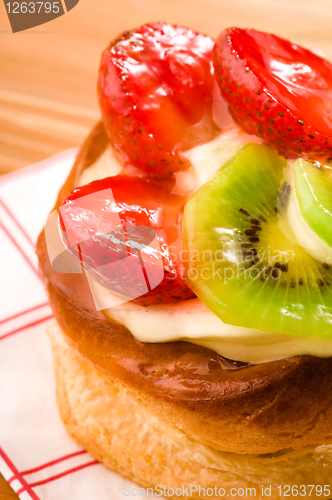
left=2, top=0, right=332, bottom=497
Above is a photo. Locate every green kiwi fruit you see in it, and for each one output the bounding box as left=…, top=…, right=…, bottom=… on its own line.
left=294, top=158, right=332, bottom=248
left=183, top=144, right=332, bottom=338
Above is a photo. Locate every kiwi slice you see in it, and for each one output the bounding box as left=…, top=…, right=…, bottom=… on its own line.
left=183, top=144, right=332, bottom=338
left=294, top=158, right=332, bottom=248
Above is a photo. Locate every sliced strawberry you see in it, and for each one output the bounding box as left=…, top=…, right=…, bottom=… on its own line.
left=98, top=22, right=218, bottom=176
left=59, top=175, right=195, bottom=306
left=213, top=28, right=332, bottom=158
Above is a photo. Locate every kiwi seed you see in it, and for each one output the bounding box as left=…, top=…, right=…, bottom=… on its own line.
left=242, top=248, right=258, bottom=257
left=184, top=144, right=332, bottom=336
left=245, top=228, right=256, bottom=236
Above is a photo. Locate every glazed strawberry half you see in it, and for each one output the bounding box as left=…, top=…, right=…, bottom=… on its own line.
left=213, top=27, right=332, bottom=158
left=59, top=175, right=195, bottom=306
left=98, top=22, right=217, bottom=176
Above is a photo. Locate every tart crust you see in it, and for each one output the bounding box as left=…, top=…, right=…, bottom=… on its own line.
left=36, top=122, right=332, bottom=457
left=49, top=322, right=332, bottom=500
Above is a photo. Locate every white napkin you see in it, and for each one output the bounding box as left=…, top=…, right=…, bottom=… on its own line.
left=0, top=150, right=162, bottom=499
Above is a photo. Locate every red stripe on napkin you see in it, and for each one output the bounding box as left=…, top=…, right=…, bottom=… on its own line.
left=0, top=221, right=39, bottom=277
left=17, top=461, right=98, bottom=492
left=21, top=450, right=88, bottom=477
left=0, top=303, right=49, bottom=326
left=0, top=314, right=54, bottom=342
left=0, top=447, right=42, bottom=500
left=0, top=198, right=35, bottom=248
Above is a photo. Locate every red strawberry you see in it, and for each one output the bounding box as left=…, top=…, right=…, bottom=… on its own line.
left=98, top=22, right=217, bottom=176
left=59, top=175, right=195, bottom=306
left=213, top=28, right=332, bottom=158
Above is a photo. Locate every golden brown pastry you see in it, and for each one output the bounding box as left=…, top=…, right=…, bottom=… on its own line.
left=36, top=21, right=332, bottom=498
left=36, top=122, right=332, bottom=499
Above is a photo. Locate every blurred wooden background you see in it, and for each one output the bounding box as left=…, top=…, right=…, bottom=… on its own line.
left=2, top=0, right=332, bottom=178
left=2, top=0, right=332, bottom=497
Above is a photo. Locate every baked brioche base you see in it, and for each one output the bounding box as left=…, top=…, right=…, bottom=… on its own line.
left=48, top=322, right=331, bottom=500
left=36, top=121, right=332, bottom=455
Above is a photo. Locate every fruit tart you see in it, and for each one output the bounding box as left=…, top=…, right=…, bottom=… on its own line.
left=36, top=23, right=332, bottom=499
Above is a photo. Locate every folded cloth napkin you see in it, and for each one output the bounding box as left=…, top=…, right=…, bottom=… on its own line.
left=0, top=150, right=162, bottom=500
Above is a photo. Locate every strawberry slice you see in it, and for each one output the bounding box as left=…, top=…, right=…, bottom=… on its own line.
left=213, top=28, right=332, bottom=158
left=98, top=22, right=217, bottom=176
left=59, top=175, right=195, bottom=306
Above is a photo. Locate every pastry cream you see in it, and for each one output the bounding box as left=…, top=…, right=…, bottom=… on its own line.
left=76, top=126, right=332, bottom=364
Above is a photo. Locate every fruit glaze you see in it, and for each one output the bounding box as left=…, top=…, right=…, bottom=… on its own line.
left=58, top=23, right=332, bottom=364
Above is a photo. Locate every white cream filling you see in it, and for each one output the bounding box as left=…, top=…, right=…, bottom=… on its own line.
left=182, top=123, right=263, bottom=188
left=286, top=160, right=332, bottom=265
left=79, top=146, right=122, bottom=186
left=78, top=127, right=332, bottom=364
